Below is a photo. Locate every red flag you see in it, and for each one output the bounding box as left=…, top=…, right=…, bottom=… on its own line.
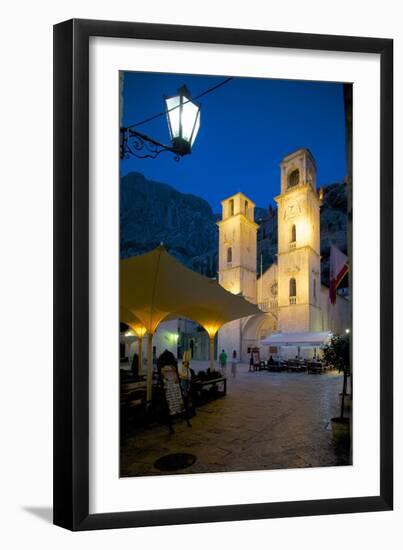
left=329, top=245, right=348, bottom=304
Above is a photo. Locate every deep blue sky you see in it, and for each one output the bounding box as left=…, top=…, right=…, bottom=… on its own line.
left=121, top=72, right=347, bottom=213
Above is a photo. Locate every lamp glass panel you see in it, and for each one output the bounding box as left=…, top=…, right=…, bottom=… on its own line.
left=190, top=109, right=200, bottom=147
left=165, top=96, right=181, bottom=139
left=181, top=100, right=199, bottom=143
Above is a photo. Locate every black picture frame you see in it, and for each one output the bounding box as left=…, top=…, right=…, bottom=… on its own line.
left=53, top=18, right=393, bottom=531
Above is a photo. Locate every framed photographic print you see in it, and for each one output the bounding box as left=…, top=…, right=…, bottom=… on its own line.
left=53, top=19, right=393, bottom=530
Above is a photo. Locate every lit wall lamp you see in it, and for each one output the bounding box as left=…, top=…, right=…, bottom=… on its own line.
left=120, top=85, right=201, bottom=161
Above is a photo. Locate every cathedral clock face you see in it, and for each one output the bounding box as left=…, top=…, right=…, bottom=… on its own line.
left=284, top=201, right=301, bottom=220
left=271, top=282, right=278, bottom=297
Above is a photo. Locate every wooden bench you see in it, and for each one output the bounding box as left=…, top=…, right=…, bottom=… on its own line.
left=192, top=377, right=227, bottom=403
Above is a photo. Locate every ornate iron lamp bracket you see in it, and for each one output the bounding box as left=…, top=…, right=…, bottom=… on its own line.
left=120, top=127, right=180, bottom=161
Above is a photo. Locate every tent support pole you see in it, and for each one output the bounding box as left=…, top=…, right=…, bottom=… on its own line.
left=209, top=336, right=215, bottom=371
left=146, top=333, right=154, bottom=404
left=138, top=337, right=143, bottom=373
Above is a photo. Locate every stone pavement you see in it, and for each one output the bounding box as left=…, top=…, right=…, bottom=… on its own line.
left=120, top=363, right=351, bottom=477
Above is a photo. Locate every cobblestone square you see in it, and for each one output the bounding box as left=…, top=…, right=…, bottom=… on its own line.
left=121, top=363, right=351, bottom=477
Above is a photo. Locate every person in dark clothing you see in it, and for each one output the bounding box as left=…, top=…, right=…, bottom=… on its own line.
left=249, top=352, right=254, bottom=372
left=157, top=349, right=177, bottom=369
left=231, top=350, right=237, bottom=379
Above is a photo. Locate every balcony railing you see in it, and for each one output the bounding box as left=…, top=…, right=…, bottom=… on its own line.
left=289, top=296, right=296, bottom=305
left=258, top=300, right=278, bottom=312
left=289, top=241, right=296, bottom=250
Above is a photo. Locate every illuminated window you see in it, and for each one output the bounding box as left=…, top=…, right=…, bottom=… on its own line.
left=227, top=247, right=232, bottom=264
left=291, top=224, right=296, bottom=242
left=289, top=278, right=296, bottom=303
left=288, top=169, right=300, bottom=188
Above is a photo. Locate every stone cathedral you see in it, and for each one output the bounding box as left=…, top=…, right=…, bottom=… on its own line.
left=217, top=148, right=350, bottom=362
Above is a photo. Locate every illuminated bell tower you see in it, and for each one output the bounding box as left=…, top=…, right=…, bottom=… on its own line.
left=275, top=149, right=322, bottom=332
left=217, top=192, right=258, bottom=303
left=217, top=192, right=258, bottom=359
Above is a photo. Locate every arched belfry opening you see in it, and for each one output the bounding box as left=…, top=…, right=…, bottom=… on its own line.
left=288, top=168, right=300, bottom=188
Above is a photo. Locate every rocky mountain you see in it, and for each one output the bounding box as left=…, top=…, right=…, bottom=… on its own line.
left=120, top=172, right=218, bottom=276
left=120, top=172, right=348, bottom=286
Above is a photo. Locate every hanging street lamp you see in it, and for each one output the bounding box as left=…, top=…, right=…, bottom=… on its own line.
left=120, top=84, right=201, bottom=161
left=165, top=85, right=201, bottom=157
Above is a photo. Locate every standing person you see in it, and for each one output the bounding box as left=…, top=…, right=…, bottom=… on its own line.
left=178, top=359, right=191, bottom=396
left=218, top=349, right=228, bottom=376
left=179, top=350, right=192, bottom=396
left=231, top=350, right=237, bottom=379
left=249, top=351, right=254, bottom=372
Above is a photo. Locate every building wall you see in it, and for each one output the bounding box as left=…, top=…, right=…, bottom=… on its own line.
left=120, top=319, right=181, bottom=375
left=257, top=263, right=278, bottom=313
left=179, top=328, right=211, bottom=360
left=151, top=319, right=179, bottom=358
left=319, top=287, right=351, bottom=335
left=242, top=313, right=278, bottom=361
left=218, top=318, right=242, bottom=361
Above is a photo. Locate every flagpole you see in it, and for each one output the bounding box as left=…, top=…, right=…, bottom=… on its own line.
left=259, top=252, right=263, bottom=305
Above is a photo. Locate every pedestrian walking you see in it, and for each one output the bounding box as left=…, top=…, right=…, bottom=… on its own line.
left=231, top=350, right=237, bottom=379
left=219, top=349, right=228, bottom=376
left=249, top=351, right=254, bottom=372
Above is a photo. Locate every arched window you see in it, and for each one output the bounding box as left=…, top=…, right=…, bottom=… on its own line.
left=227, top=247, right=232, bottom=264
left=313, top=277, right=317, bottom=300
left=289, top=278, right=296, bottom=297
left=244, top=200, right=249, bottom=215
left=288, top=169, right=300, bottom=188
left=229, top=199, right=234, bottom=216
left=291, top=224, right=296, bottom=243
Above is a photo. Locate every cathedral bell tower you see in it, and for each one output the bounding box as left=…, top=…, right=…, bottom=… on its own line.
left=275, top=149, right=322, bottom=333
left=217, top=192, right=258, bottom=359
left=217, top=192, right=258, bottom=303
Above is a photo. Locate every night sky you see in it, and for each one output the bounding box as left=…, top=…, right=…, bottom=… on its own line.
left=121, top=71, right=347, bottom=213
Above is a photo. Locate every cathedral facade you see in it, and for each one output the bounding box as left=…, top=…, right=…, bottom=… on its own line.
left=217, top=148, right=350, bottom=362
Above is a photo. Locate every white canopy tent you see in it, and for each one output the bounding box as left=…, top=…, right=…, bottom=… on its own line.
left=261, top=331, right=332, bottom=348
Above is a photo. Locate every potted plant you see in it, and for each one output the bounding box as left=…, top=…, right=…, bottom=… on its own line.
left=322, top=334, right=351, bottom=441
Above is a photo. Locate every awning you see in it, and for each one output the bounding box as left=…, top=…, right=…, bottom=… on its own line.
left=120, top=244, right=260, bottom=336
left=120, top=306, right=147, bottom=338
left=261, top=331, right=332, bottom=347
left=121, top=245, right=261, bottom=397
